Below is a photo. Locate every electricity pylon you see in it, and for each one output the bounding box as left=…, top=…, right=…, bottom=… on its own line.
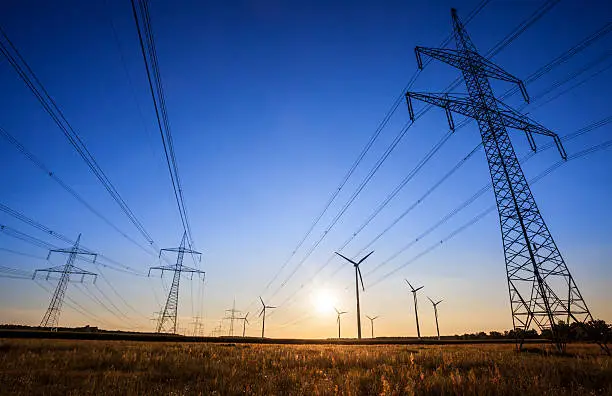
left=149, top=232, right=204, bottom=334
left=335, top=307, right=347, bottom=339
left=405, top=280, right=423, bottom=339
left=366, top=315, right=379, bottom=338
left=224, top=298, right=241, bottom=336
left=190, top=315, right=204, bottom=336
left=405, top=8, right=592, bottom=351
left=258, top=296, right=276, bottom=338
left=33, top=234, right=97, bottom=331
left=427, top=297, right=443, bottom=340
left=335, top=250, right=374, bottom=339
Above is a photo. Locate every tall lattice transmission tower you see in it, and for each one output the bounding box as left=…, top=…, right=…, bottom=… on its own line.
left=405, top=9, right=592, bottom=351
left=33, top=234, right=97, bottom=330
left=149, top=232, right=204, bottom=334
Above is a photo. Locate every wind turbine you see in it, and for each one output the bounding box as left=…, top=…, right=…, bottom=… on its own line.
left=335, top=307, right=347, bottom=339
left=427, top=297, right=443, bottom=340
left=258, top=297, right=276, bottom=338
left=366, top=315, right=379, bottom=338
left=237, top=312, right=249, bottom=337
left=335, top=250, right=374, bottom=339
left=405, top=279, right=424, bottom=339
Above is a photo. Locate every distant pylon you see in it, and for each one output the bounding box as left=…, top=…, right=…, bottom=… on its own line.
left=224, top=298, right=241, bottom=336
left=33, top=234, right=97, bottom=331
left=405, top=8, right=592, bottom=351
left=149, top=232, right=204, bottom=334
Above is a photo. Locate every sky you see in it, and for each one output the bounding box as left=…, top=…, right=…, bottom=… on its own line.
left=0, top=0, right=611, bottom=338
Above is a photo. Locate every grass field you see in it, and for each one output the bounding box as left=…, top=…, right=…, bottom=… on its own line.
left=1, top=339, right=610, bottom=395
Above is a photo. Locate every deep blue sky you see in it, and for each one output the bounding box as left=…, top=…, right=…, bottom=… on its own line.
left=1, top=0, right=611, bottom=337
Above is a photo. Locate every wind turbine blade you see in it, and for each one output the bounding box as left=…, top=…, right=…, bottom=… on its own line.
left=267, top=306, right=277, bottom=309
left=358, top=250, right=374, bottom=265
left=405, top=279, right=414, bottom=290
left=259, top=296, right=265, bottom=306
left=258, top=308, right=264, bottom=317
left=437, top=300, right=443, bottom=305
left=427, top=296, right=434, bottom=304
left=366, top=315, right=372, bottom=320
left=373, top=316, right=379, bottom=320
left=358, top=267, right=365, bottom=291
left=340, top=311, right=347, bottom=315
left=415, top=285, right=424, bottom=292
left=334, top=307, right=340, bottom=314
left=335, top=252, right=357, bottom=265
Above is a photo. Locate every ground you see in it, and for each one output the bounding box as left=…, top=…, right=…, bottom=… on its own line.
left=0, top=339, right=610, bottom=395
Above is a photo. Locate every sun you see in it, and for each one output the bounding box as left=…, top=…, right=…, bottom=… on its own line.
left=312, top=289, right=337, bottom=314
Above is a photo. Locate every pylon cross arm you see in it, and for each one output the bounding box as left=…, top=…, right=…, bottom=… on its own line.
left=405, top=91, right=567, bottom=159
left=415, top=46, right=529, bottom=102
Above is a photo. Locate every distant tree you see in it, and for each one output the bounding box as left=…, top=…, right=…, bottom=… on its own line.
left=489, top=331, right=502, bottom=339
left=584, top=320, right=611, bottom=356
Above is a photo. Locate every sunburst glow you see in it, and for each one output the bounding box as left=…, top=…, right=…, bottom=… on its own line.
left=312, top=289, right=337, bottom=314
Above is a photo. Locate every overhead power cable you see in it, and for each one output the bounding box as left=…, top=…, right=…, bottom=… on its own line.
left=0, top=126, right=158, bottom=258
left=366, top=115, right=612, bottom=278
left=0, top=201, right=146, bottom=275
left=246, top=1, right=558, bottom=325
left=130, top=0, right=195, bottom=248
left=256, top=0, right=559, bottom=313
left=368, top=135, right=612, bottom=288
left=0, top=26, right=157, bottom=250
left=265, top=67, right=612, bottom=322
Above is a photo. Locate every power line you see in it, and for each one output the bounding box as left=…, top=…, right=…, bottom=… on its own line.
left=0, top=26, right=157, bottom=250
left=365, top=115, right=612, bottom=278
left=130, top=0, right=195, bottom=249
left=368, top=135, right=612, bottom=289
left=255, top=1, right=562, bottom=321
left=0, top=202, right=145, bottom=275
left=0, top=126, right=158, bottom=258
left=246, top=1, right=494, bottom=313
left=265, top=51, right=612, bottom=322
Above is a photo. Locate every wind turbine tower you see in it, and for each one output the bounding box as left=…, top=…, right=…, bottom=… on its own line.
left=33, top=234, right=97, bottom=331
left=335, top=307, right=348, bottom=339
left=427, top=297, right=443, bottom=340
left=335, top=250, right=374, bottom=339
left=405, top=279, right=424, bottom=339
left=366, top=315, right=379, bottom=338
left=237, top=313, right=249, bottom=337
left=258, top=297, right=276, bottom=338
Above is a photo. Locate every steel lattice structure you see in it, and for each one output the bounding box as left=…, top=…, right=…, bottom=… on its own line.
left=149, top=232, right=204, bottom=334
left=405, top=9, right=592, bottom=351
left=33, top=234, right=97, bottom=330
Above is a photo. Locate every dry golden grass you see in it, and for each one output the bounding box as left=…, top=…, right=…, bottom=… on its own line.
left=0, top=339, right=610, bottom=395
